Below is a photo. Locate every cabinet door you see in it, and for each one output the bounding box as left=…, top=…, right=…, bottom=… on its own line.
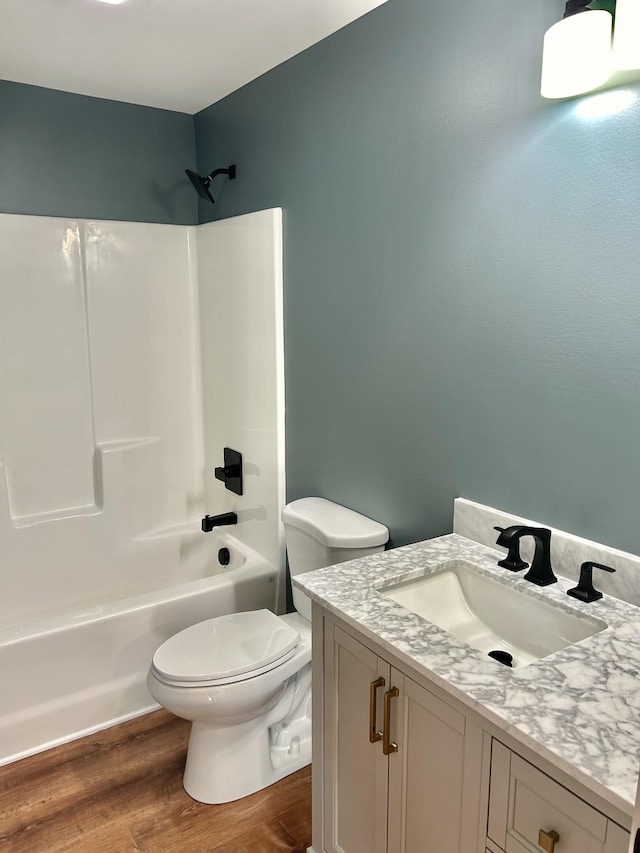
left=323, top=623, right=390, bottom=853
left=388, top=670, right=484, bottom=853
left=605, top=822, right=630, bottom=853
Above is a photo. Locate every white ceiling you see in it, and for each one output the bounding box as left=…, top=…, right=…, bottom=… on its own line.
left=0, top=0, right=387, bottom=114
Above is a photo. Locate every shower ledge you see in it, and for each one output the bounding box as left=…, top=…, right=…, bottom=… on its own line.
left=10, top=503, right=102, bottom=529
left=0, top=436, right=175, bottom=538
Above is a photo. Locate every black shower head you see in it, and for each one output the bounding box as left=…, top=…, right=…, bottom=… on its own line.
left=185, top=164, right=236, bottom=204
left=186, top=168, right=215, bottom=203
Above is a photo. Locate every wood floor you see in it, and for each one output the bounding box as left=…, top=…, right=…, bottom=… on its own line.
left=0, top=710, right=312, bottom=852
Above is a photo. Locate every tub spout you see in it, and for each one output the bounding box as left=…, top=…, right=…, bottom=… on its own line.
left=201, top=512, right=238, bottom=533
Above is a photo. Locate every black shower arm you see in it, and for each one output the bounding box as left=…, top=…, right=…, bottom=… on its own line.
left=206, top=166, right=236, bottom=181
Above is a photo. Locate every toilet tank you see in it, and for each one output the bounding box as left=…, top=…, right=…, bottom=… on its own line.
left=282, top=497, right=389, bottom=620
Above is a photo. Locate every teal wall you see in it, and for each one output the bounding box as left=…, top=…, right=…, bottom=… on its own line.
left=0, top=80, right=197, bottom=224
left=195, top=0, right=640, bottom=552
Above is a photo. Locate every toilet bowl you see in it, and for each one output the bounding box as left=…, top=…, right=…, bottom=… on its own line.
left=147, top=497, right=388, bottom=804
left=148, top=609, right=311, bottom=804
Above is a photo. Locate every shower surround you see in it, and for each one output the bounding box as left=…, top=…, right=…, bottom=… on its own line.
left=0, top=209, right=285, bottom=764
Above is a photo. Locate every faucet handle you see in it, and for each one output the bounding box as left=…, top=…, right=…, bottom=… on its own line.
left=567, top=561, right=616, bottom=603
left=494, top=526, right=529, bottom=572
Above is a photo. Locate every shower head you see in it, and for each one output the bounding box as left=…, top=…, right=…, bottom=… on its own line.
left=185, top=164, right=236, bottom=204
left=186, top=169, right=215, bottom=203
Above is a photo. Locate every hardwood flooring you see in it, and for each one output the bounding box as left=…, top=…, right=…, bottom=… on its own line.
left=0, top=710, right=312, bottom=852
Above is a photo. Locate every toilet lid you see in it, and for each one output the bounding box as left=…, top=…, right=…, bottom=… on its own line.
left=151, top=609, right=301, bottom=685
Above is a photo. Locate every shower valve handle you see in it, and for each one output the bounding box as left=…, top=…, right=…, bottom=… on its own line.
left=214, top=448, right=243, bottom=496
left=216, top=464, right=239, bottom=478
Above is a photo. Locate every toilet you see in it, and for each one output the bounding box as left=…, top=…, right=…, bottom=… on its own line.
left=147, top=497, right=389, bottom=804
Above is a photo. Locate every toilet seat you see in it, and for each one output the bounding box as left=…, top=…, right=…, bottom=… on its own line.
left=151, top=609, right=301, bottom=688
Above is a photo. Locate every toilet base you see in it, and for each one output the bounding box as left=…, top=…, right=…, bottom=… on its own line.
left=183, top=714, right=311, bottom=804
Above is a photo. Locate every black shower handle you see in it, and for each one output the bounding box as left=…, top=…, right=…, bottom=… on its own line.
left=214, top=448, right=243, bottom=496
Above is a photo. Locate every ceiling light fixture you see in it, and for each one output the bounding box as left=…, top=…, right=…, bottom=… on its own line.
left=541, top=0, right=613, bottom=99
left=612, top=0, right=640, bottom=70
left=95, top=0, right=128, bottom=5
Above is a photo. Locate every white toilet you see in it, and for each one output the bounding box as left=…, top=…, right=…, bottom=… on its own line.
left=147, top=497, right=389, bottom=804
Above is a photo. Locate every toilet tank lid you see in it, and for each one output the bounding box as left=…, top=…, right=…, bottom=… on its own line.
left=282, top=497, right=389, bottom=548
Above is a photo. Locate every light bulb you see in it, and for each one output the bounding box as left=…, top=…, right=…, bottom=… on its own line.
left=541, top=10, right=612, bottom=99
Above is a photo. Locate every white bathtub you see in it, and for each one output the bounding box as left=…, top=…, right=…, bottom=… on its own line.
left=0, top=534, right=281, bottom=766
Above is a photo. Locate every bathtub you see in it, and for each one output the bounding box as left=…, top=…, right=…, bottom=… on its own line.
left=0, top=534, right=282, bottom=766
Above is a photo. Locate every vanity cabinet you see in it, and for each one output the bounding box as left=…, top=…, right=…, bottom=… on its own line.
left=487, top=740, right=629, bottom=853
left=314, top=611, right=631, bottom=853
left=321, top=620, right=483, bottom=853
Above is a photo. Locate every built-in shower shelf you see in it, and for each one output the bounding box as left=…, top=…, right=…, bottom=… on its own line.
left=0, top=426, right=211, bottom=630
left=0, top=436, right=167, bottom=532
left=11, top=503, right=102, bottom=529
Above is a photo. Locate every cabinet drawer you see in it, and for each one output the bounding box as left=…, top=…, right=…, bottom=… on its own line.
left=489, top=741, right=629, bottom=853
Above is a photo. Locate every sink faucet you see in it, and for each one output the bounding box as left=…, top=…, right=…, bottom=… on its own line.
left=495, top=525, right=557, bottom=587
left=201, top=511, right=238, bottom=533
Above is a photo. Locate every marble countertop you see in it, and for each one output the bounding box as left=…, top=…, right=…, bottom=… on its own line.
left=293, top=533, right=640, bottom=816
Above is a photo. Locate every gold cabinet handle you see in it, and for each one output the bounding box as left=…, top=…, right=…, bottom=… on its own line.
left=382, top=687, right=399, bottom=755
left=538, top=829, right=560, bottom=853
left=369, top=677, right=385, bottom=743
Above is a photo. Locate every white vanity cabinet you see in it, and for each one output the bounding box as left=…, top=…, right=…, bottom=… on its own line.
left=313, top=610, right=631, bottom=853
left=321, top=619, right=484, bottom=853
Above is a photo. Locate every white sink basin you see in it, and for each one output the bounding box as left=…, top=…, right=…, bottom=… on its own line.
left=378, top=559, right=607, bottom=668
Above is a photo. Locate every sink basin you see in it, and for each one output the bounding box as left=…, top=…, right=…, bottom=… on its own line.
left=378, top=560, right=607, bottom=668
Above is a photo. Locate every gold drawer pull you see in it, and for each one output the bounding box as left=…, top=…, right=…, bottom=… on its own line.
left=538, top=829, right=560, bottom=852
left=369, top=677, right=385, bottom=743
left=382, top=687, right=399, bottom=755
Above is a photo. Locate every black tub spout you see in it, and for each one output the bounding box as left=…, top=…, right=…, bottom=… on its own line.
left=202, top=512, right=238, bottom=533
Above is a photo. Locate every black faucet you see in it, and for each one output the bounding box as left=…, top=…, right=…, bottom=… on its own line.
left=201, top=512, right=238, bottom=533
left=495, top=525, right=557, bottom=586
